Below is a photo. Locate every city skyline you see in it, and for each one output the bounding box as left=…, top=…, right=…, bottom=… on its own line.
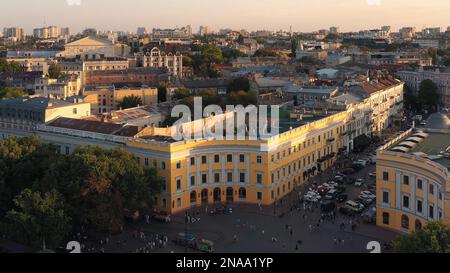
left=1, top=0, right=450, bottom=33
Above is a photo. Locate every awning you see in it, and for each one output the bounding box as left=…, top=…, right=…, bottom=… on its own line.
left=391, top=146, right=410, bottom=153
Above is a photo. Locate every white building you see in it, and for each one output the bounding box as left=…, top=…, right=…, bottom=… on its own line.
left=142, top=47, right=183, bottom=79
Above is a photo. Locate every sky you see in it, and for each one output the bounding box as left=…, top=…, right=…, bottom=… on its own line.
left=1, top=0, right=449, bottom=34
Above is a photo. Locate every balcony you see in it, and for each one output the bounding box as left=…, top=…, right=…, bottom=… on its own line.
left=327, top=137, right=335, bottom=143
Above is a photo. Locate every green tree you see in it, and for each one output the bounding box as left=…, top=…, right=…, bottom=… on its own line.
left=47, top=63, right=63, bottom=79
left=253, top=49, right=277, bottom=57
left=117, top=95, right=143, bottom=110
left=158, top=82, right=168, bottom=102
left=394, top=221, right=450, bottom=253
left=227, top=90, right=257, bottom=107
left=3, top=189, right=71, bottom=251
left=227, top=77, right=250, bottom=93
left=291, top=39, right=299, bottom=57
left=428, top=48, right=438, bottom=65
left=0, top=58, right=22, bottom=73
left=172, top=88, right=191, bottom=100
left=418, top=79, right=439, bottom=111
left=0, top=87, right=27, bottom=98
left=182, top=55, right=193, bottom=67
left=353, top=134, right=371, bottom=152
left=237, top=34, right=244, bottom=44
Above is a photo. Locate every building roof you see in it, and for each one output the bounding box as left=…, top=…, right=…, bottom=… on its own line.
left=46, top=117, right=141, bottom=137
left=181, top=79, right=230, bottom=89
left=65, top=36, right=114, bottom=47
left=0, top=97, right=79, bottom=110
left=425, top=113, right=450, bottom=130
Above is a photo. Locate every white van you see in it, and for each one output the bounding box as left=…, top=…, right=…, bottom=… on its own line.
left=345, top=200, right=364, bottom=213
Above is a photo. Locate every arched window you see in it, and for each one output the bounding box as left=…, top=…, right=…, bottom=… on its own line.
left=238, top=187, right=247, bottom=199
left=415, top=219, right=422, bottom=231
left=401, top=215, right=409, bottom=230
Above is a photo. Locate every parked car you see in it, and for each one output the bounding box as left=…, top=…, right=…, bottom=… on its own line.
left=362, top=206, right=377, bottom=224
left=336, top=185, right=346, bottom=194
left=345, top=177, right=356, bottom=185
left=152, top=211, right=171, bottom=223
left=356, top=197, right=373, bottom=207
left=334, top=175, right=344, bottom=183
left=360, top=191, right=376, bottom=199
left=324, top=189, right=338, bottom=200
left=355, top=179, right=364, bottom=187
left=369, top=172, right=376, bottom=178
left=317, top=186, right=330, bottom=196
left=344, top=200, right=364, bottom=213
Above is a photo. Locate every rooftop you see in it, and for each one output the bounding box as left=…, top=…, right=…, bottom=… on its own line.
left=46, top=117, right=142, bottom=137
left=0, top=97, right=81, bottom=110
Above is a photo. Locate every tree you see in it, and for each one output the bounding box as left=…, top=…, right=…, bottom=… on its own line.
left=237, top=34, right=244, bottom=44
left=0, top=87, right=27, bottom=98
left=157, top=82, right=168, bottom=102
left=353, top=134, right=371, bottom=152
left=253, top=49, right=277, bottom=57
left=0, top=58, right=22, bottom=73
left=227, top=90, right=257, bottom=107
left=172, top=88, right=191, bottom=100
left=291, top=38, right=299, bottom=57
left=227, top=77, right=250, bottom=93
left=3, top=189, right=71, bottom=251
left=117, top=95, right=143, bottom=110
left=394, top=221, right=450, bottom=253
left=428, top=48, right=438, bottom=65
left=182, top=55, right=193, bottom=67
left=418, top=79, right=439, bottom=111
left=222, top=49, right=246, bottom=62
left=47, top=63, right=63, bottom=79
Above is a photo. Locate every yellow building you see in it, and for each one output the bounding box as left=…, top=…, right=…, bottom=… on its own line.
left=376, top=127, right=450, bottom=233
left=34, top=76, right=82, bottom=99
left=82, top=85, right=158, bottom=115
left=33, top=78, right=405, bottom=214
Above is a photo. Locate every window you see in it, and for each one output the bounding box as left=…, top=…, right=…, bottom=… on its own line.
left=214, top=173, right=220, bottom=183
left=202, top=174, right=207, bottom=184
left=177, top=198, right=181, bottom=207
left=429, top=205, right=434, bottom=219
left=271, top=155, right=274, bottom=162
left=257, top=173, right=262, bottom=184
left=429, top=184, right=434, bottom=195
left=176, top=161, right=181, bottom=169
left=401, top=215, right=409, bottom=230
left=403, top=175, right=409, bottom=185
left=257, top=192, right=262, bottom=201
left=271, top=172, right=274, bottom=184
left=256, top=156, right=262, bottom=164
left=383, top=172, right=389, bottom=181
left=72, top=108, right=77, bottom=114
left=382, top=191, right=389, bottom=204
left=239, top=154, right=245, bottom=163
left=227, top=172, right=233, bottom=182
left=227, top=154, right=233, bottom=163
left=190, top=157, right=195, bottom=166
left=65, top=146, right=70, bottom=155
left=239, top=173, right=246, bottom=183
left=176, top=178, right=181, bottom=191
left=417, top=179, right=423, bottom=190
left=153, top=160, right=157, bottom=168
left=144, top=158, right=149, bottom=166
left=161, top=161, right=166, bottom=170
left=214, top=154, right=220, bottom=163
left=382, top=212, right=389, bottom=225
left=403, top=195, right=409, bottom=208
left=417, top=200, right=423, bottom=213
left=201, top=156, right=207, bottom=164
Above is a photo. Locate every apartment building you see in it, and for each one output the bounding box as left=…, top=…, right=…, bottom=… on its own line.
left=83, top=67, right=166, bottom=87
left=141, top=47, right=183, bottom=79
left=0, top=97, right=91, bottom=139
left=397, top=68, right=450, bottom=109
left=34, top=76, right=82, bottom=99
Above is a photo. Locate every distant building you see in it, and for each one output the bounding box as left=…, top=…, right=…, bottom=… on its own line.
left=329, top=26, right=340, bottom=34
left=141, top=47, right=183, bottom=79
left=397, top=67, right=450, bottom=108
left=0, top=71, right=43, bottom=94
left=0, top=97, right=91, bottom=138
left=137, top=27, right=148, bottom=36
left=82, top=85, right=158, bottom=114
left=199, top=26, right=209, bottom=36
left=3, top=27, right=24, bottom=41
left=83, top=67, right=165, bottom=89
left=181, top=79, right=231, bottom=96
left=33, top=26, right=62, bottom=39
left=34, top=76, right=82, bottom=99
left=57, top=36, right=130, bottom=60
left=152, top=26, right=192, bottom=39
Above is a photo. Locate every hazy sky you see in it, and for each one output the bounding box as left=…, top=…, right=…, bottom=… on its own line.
left=1, top=0, right=449, bottom=33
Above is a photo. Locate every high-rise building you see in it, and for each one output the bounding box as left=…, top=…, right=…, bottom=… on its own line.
left=329, top=26, right=340, bottom=34
left=137, top=27, right=148, bottom=36
left=199, top=26, right=209, bottom=36
left=3, top=27, right=24, bottom=41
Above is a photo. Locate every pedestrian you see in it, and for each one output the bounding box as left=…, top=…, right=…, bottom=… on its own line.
left=308, top=224, right=313, bottom=233
left=290, top=230, right=293, bottom=237
left=333, top=238, right=338, bottom=245
left=261, top=230, right=265, bottom=237
left=146, top=214, right=150, bottom=224
left=233, top=234, right=238, bottom=243
left=205, top=206, right=208, bottom=214
left=295, top=244, right=299, bottom=251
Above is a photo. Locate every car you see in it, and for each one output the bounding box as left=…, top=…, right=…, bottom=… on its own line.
left=362, top=206, right=377, bottom=224
left=356, top=197, right=373, bottom=206
left=327, top=181, right=339, bottom=188
left=420, top=121, right=427, bottom=126
left=304, top=191, right=321, bottom=202
left=317, top=186, right=330, bottom=196
left=354, top=160, right=367, bottom=166
left=360, top=191, right=376, bottom=199
left=152, top=211, right=171, bottom=223
left=322, top=183, right=335, bottom=190
left=344, top=200, right=364, bottom=213
left=369, top=172, right=376, bottom=178
left=324, top=189, right=338, bottom=200
left=355, top=179, right=364, bottom=187
left=334, top=175, right=344, bottom=182
left=336, top=194, right=348, bottom=203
